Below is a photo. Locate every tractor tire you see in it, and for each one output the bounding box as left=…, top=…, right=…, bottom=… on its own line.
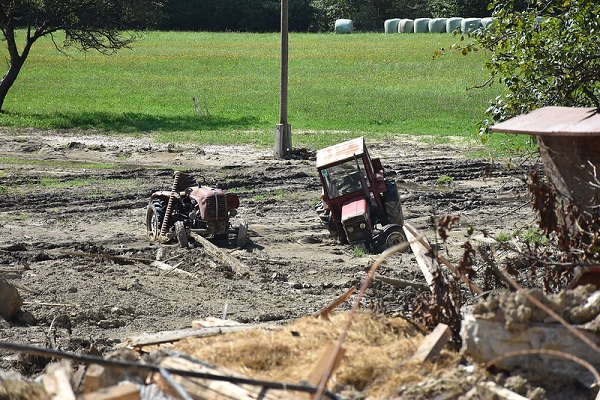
left=236, top=220, right=248, bottom=248
left=377, top=224, right=407, bottom=252
left=382, top=179, right=404, bottom=226
left=315, top=200, right=347, bottom=244
left=146, top=200, right=166, bottom=240
left=175, top=221, right=189, bottom=248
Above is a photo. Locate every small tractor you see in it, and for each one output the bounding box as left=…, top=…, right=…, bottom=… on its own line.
left=146, top=171, right=248, bottom=248
left=315, top=137, right=405, bottom=252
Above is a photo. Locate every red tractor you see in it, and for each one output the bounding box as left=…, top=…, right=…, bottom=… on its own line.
left=315, top=137, right=405, bottom=252
left=146, top=171, right=247, bottom=248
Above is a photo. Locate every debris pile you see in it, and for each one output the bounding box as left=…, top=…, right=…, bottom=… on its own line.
left=462, top=285, right=600, bottom=389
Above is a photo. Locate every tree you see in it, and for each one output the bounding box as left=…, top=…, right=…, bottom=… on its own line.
left=469, top=0, right=600, bottom=135
left=0, top=0, right=163, bottom=111
left=429, top=0, right=491, bottom=18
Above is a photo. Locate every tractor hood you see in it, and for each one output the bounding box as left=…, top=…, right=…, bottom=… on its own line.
left=340, top=197, right=372, bottom=244
left=189, top=186, right=239, bottom=222
left=341, top=197, right=368, bottom=222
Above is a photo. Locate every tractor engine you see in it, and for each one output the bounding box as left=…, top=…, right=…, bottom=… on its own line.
left=187, top=186, right=239, bottom=235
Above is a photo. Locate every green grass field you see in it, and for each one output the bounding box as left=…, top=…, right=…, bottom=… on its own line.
left=0, top=31, right=527, bottom=153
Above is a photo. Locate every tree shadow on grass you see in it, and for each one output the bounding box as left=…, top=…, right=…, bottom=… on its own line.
left=1, top=111, right=263, bottom=133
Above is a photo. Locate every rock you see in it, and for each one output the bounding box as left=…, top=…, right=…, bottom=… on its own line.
left=0, top=276, right=23, bottom=320
left=461, top=287, right=600, bottom=387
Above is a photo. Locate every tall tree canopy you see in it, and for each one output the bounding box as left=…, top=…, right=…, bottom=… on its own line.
left=0, top=0, right=163, bottom=111
left=471, top=0, right=600, bottom=135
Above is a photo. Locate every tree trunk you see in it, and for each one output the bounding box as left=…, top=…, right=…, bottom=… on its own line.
left=0, top=60, right=24, bottom=112
left=0, top=26, right=34, bottom=113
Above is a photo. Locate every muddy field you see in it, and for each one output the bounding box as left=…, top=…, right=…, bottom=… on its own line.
left=0, top=129, right=537, bottom=376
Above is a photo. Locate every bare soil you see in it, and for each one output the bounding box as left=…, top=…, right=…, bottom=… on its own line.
left=0, top=129, right=537, bottom=383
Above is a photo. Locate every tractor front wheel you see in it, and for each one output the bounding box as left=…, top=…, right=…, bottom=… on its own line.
left=175, top=221, right=189, bottom=248
left=146, top=200, right=166, bottom=240
left=377, top=224, right=406, bottom=252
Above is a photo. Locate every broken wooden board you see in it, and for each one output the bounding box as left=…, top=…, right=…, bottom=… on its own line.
left=402, top=224, right=439, bottom=287
left=154, top=355, right=306, bottom=400
left=150, top=260, right=194, bottom=278
left=189, top=232, right=251, bottom=277
left=476, top=382, right=529, bottom=400
left=403, top=223, right=483, bottom=295
left=314, top=285, right=356, bottom=320
left=41, top=361, right=76, bottom=400
left=118, top=323, right=280, bottom=349
left=411, top=323, right=451, bottom=363
left=304, top=341, right=346, bottom=398
left=79, top=382, right=140, bottom=400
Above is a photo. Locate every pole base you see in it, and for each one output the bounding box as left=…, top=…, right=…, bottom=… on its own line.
left=274, top=123, right=292, bottom=158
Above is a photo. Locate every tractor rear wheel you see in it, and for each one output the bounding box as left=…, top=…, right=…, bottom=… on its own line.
left=175, top=221, right=189, bottom=248
left=146, top=200, right=166, bottom=240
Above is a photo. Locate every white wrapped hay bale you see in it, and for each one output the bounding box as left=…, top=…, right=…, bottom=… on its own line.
left=384, top=18, right=401, bottom=33
left=461, top=18, right=481, bottom=32
left=334, top=19, right=353, bottom=34
left=446, top=17, right=463, bottom=33
left=398, top=19, right=414, bottom=33
left=481, top=17, right=495, bottom=28
left=428, top=18, right=447, bottom=33
left=414, top=18, right=430, bottom=33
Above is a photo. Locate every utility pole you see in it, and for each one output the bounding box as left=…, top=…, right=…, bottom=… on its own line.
left=274, top=0, right=291, bottom=158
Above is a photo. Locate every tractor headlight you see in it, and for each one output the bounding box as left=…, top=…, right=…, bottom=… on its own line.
left=347, top=226, right=355, bottom=233
left=229, top=209, right=238, bottom=217
left=360, top=223, right=366, bottom=229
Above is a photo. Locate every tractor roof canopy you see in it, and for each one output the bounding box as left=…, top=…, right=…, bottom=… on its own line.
left=316, top=137, right=367, bottom=170
left=317, top=136, right=367, bottom=169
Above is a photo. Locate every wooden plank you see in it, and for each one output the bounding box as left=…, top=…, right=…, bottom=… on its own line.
left=410, top=323, right=451, bottom=362
left=374, top=275, right=428, bottom=291
left=189, top=232, right=251, bottom=277
left=154, top=356, right=305, bottom=400
left=42, top=361, right=76, bottom=400
left=477, top=382, right=529, bottom=400
left=82, top=364, right=107, bottom=394
left=117, top=323, right=279, bottom=349
left=150, top=260, right=194, bottom=278
left=314, top=285, right=356, bottom=320
left=402, top=224, right=437, bottom=286
left=305, top=341, right=346, bottom=396
left=79, top=382, right=140, bottom=400
left=489, top=106, right=600, bottom=136
left=403, top=223, right=483, bottom=295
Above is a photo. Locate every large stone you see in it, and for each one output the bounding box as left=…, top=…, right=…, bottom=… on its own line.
left=0, top=276, right=23, bottom=321
left=461, top=288, right=600, bottom=387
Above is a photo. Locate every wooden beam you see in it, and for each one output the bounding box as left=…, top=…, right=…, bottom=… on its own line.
left=42, top=361, right=76, bottom=400
left=403, top=223, right=483, bottom=295
left=154, top=356, right=305, bottom=400
left=402, top=224, right=438, bottom=286
left=79, top=382, right=140, bottom=400
left=411, top=323, right=451, bottom=362
left=189, top=232, right=251, bottom=277
left=117, top=323, right=279, bottom=349
left=314, top=285, right=356, bottom=320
